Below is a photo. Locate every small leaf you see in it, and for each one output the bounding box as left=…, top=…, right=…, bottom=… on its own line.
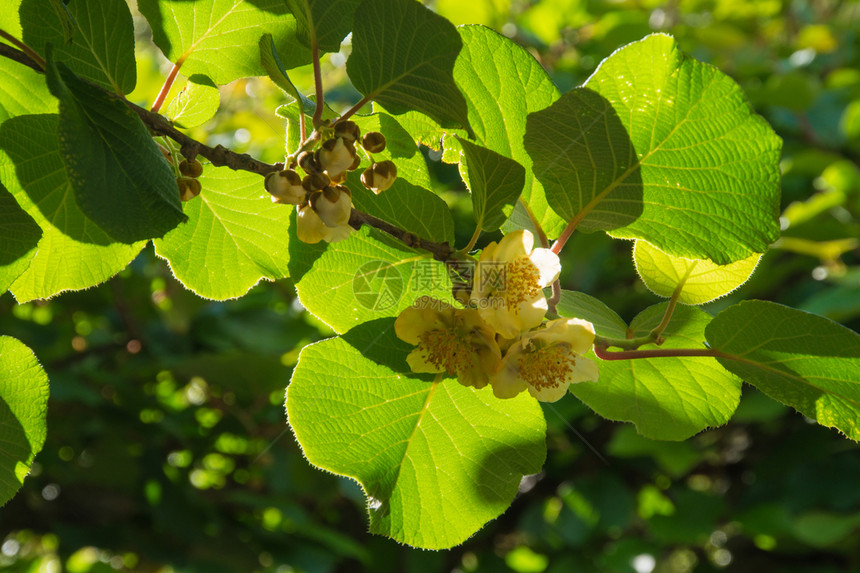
left=555, top=289, right=628, bottom=339
left=525, top=34, right=781, bottom=264
left=166, top=75, right=220, bottom=129
left=706, top=300, right=860, bottom=441
left=0, top=114, right=144, bottom=302
left=20, top=0, right=136, bottom=94
left=153, top=166, right=292, bottom=300
left=347, top=0, right=472, bottom=134
left=259, top=34, right=316, bottom=116
left=287, top=326, right=546, bottom=549
left=0, top=336, right=49, bottom=507
left=285, top=0, right=360, bottom=53
left=634, top=240, right=762, bottom=305
left=292, top=226, right=454, bottom=334
left=457, top=137, right=525, bottom=233
left=569, top=303, right=742, bottom=441
left=0, top=183, right=41, bottom=293
left=45, top=55, right=186, bottom=243
left=138, top=0, right=310, bottom=85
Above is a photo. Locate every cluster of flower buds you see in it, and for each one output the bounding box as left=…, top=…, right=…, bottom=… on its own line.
left=394, top=230, right=600, bottom=402
left=265, top=120, right=399, bottom=243
left=176, top=157, right=203, bottom=202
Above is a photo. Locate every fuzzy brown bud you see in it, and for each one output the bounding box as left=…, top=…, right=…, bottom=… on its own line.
left=179, top=158, right=203, bottom=178
left=265, top=169, right=305, bottom=204
left=318, top=137, right=356, bottom=180
left=302, top=172, right=331, bottom=192
left=297, top=150, right=319, bottom=174
left=361, top=132, right=386, bottom=154
left=333, top=120, right=360, bottom=143
left=360, top=160, right=397, bottom=194
left=177, top=176, right=202, bottom=202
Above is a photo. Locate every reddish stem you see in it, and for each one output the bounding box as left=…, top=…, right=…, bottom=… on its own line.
left=151, top=61, right=182, bottom=114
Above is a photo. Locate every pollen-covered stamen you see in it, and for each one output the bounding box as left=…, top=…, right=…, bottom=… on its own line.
left=503, top=255, right=541, bottom=308
left=418, top=328, right=473, bottom=375
left=517, top=343, right=575, bottom=390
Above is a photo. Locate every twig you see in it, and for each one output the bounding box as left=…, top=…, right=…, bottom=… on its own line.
left=151, top=61, right=182, bottom=113
left=349, top=209, right=454, bottom=261
left=594, top=345, right=720, bottom=361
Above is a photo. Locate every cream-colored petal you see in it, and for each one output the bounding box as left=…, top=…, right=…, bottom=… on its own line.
left=493, top=230, right=532, bottom=262
left=490, top=362, right=528, bottom=399
left=529, top=247, right=561, bottom=287
left=516, top=296, right=548, bottom=333
left=406, top=348, right=442, bottom=373
left=394, top=305, right=442, bottom=344
left=568, top=355, right=600, bottom=383
left=534, top=318, right=595, bottom=353
left=479, top=304, right=521, bottom=339
left=527, top=379, right=570, bottom=402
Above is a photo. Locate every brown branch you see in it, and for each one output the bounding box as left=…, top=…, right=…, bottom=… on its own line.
left=0, top=43, right=458, bottom=260
left=349, top=209, right=454, bottom=261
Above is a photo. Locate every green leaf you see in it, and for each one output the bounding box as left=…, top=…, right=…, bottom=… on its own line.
left=292, top=226, right=454, bottom=334
left=20, top=0, right=136, bottom=94
left=570, top=303, right=742, bottom=441
left=554, top=289, right=628, bottom=339
left=138, top=0, right=310, bottom=85
left=705, top=300, right=860, bottom=441
left=285, top=0, right=360, bottom=53
left=348, top=178, right=454, bottom=245
left=153, top=166, right=292, bottom=300
left=0, top=114, right=145, bottom=302
left=0, top=53, right=56, bottom=124
left=524, top=34, right=782, bottom=264
left=45, top=56, right=186, bottom=243
left=259, top=34, right=316, bottom=116
left=453, top=25, right=566, bottom=239
left=633, top=240, right=762, bottom=305
left=457, top=137, right=525, bottom=233
left=0, top=336, right=49, bottom=508
left=165, top=75, right=220, bottom=129
left=0, top=183, right=41, bottom=293
left=347, top=0, right=472, bottom=134
left=287, top=325, right=546, bottom=549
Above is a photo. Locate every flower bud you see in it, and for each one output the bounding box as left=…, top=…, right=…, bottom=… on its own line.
left=296, top=202, right=354, bottom=244
left=318, top=137, right=356, bottom=180
left=360, top=160, right=397, bottom=194
left=312, top=185, right=352, bottom=228
left=177, top=176, right=202, bottom=202
left=297, top=150, right=319, bottom=174
left=333, top=120, right=360, bottom=143
left=348, top=155, right=362, bottom=172
left=302, top=172, right=331, bottom=192
left=361, top=131, right=386, bottom=154
left=179, top=158, right=203, bottom=178
left=265, top=169, right=305, bottom=204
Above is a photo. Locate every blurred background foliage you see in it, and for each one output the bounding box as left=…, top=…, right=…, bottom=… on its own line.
left=2, top=0, right=860, bottom=572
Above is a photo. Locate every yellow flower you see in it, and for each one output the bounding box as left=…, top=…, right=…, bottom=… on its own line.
left=491, top=317, right=599, bottom=402
left=470, top=230, right=561, bottom=339
left=395, top=297, right=502, bottom=390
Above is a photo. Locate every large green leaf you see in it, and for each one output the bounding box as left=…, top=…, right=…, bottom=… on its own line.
left=567, top=302, right=742, bottom=441
left=292, top=226, right=454, bottom=334
left=45, top=56, right=186, bottom=243
left=0, top=336, right=49, bottom=508
left=457, top=137, right=525, bottom=233
left=554, top=289, right=628, bottom=339
left=287, top=324, right=546, bottom=549
left=138, top=0, right=309, bottom=85
left=153, top=166, right=292, bottom=300
left=347, top=0, right=471, bottom=134
left=285, top=0, right=360, bottom=53
left=19, top=0, right=136, bottom=94
left=0, top=113, right=144, bottom=302
left=165, top=75, right=220, bottom=129
left=525, top=34, right=781, bottom=264
left=453, top=25, right=565, bottom=239
left=0, top=57, right=57, bottom=123
left=706, top=301, right=860, bottom=440
left=633, top=240, right=762, bottom=305
left=0, top=183, right=41, bottom=293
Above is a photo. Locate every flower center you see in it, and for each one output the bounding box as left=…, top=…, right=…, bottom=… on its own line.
left=504, top=256, right=541, bottom=308
left=518, top=344, right=575, bottom=390
left=419, top=328, right=473, bottom=375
